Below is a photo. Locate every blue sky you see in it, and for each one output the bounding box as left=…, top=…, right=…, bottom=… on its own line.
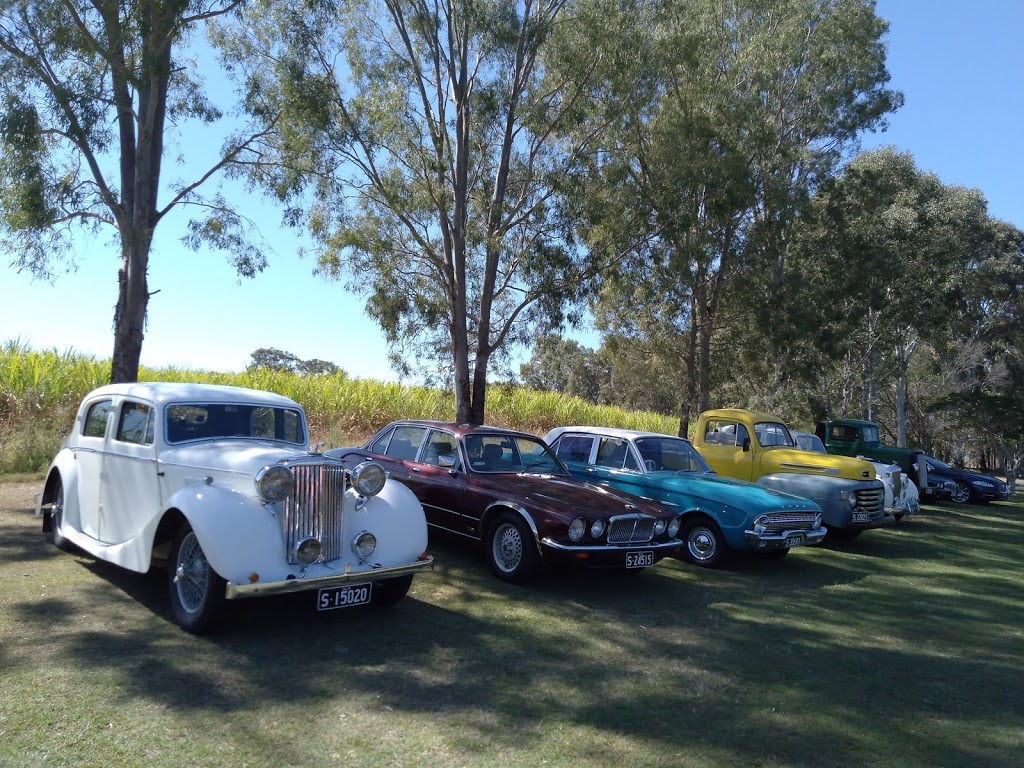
left=2, top=0, right=1021, bottom=382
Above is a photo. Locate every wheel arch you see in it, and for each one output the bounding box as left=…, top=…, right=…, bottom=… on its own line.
left=481, top=501, right=542, bottom=555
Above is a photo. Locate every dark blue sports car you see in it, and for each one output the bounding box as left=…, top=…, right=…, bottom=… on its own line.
left=923, top=456, right=1010, bottom=504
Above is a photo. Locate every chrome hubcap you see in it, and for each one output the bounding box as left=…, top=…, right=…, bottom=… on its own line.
left=688, top=528, right=717, bottom=561
left=493, top=523, right=523, bottom=573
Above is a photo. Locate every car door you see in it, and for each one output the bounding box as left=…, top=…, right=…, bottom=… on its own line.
left=584, top=436, right=653, bottom=500
left=100, top=399, right=162, bottom=544
left=404, top=429, right=465, bottom=534
left=72, top=397, right=113, bottom=540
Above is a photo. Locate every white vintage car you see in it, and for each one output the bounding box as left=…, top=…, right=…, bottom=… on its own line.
left=35, top=382, right=433, bottom=633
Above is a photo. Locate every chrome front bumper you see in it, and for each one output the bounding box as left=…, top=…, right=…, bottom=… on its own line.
left=225, top=556, right=434, bottom=599
left=744, top=527, right=828, bottom=549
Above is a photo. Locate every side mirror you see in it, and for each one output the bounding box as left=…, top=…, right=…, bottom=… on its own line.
left=438, top=454, right=457, bottom=469
left=742, top=437, right=751, bottom=453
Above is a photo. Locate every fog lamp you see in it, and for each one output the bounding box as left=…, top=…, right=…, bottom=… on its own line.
left=353, top=531, right=377, bottom=560
left=296, top=537, right=322, bottom=565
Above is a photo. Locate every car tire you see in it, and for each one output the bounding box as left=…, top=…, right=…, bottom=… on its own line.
left=486, top=511, right=540, bottom=584
left=371, top=575, right=414, bottom=606
left=48, top=481, right=74, bottom=553
left=681, top=517, right=728, bottom=568
left=168, top=523, right=226, bottom=634
left=951, top=481, right=972, bottom=504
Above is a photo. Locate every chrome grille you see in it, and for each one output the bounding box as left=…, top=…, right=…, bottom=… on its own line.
left=761, top=512, right=819, bottom=533
left=281, top=463, right=348, bottom=564
left=607, top=514, right=656, bottom=544
left=855, top=485, right=885, bottom=517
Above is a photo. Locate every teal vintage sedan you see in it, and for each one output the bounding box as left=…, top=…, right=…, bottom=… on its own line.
left=544, top=426, right=826, bottom=567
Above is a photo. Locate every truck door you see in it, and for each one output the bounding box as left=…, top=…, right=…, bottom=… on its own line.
left=698, top=419, right=755, bottom=482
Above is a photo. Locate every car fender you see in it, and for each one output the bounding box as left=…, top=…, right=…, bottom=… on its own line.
left=40, top=451, right=79, bottom=527
left=481, top=500, right=543, bottom=554
left=165, top=483, right=281, bottom=583
left=345, top=479, right=429, bottom=565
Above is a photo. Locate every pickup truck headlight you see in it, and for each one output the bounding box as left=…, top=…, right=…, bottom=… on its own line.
left=848, top=492, right=858, bottom=508
left=256, top=465, right=294, bottom=503
left=351, top=461, right=387, bottom=496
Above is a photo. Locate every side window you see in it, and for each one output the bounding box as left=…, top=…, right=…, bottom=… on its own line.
left=596, top=437, right=629, bottom=469
left=115, top=402, right=154, bottom=445
left=421, top=430, right=459, bottom=468
left=830, top=425, right=853, bottom=442
left=552, top=435, right=595, bottom=464
left=82, top=400, right=113, bottom=439
left=703, top=419, right=738, bottom=446
left=622, top=447, right=641, bottom=471
left=384, top=425, right=428, bottom=461
left=369, top=427, right=395, bottom=455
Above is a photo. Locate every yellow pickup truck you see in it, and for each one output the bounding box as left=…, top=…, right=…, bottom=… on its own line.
left=693, top=408, right=894, bottom=539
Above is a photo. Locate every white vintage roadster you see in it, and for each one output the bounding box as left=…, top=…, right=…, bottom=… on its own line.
left=36, top=382, right=433, bottom=633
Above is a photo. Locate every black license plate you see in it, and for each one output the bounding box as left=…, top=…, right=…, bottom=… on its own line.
left=317, top=583, right=372, bottom=611
left=626, top=551, right=654, bottom=568
left=785, top=535, right=803, bottom=548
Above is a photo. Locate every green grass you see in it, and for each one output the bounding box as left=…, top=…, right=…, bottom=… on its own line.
left=1, top=482, right=1021, bottom=768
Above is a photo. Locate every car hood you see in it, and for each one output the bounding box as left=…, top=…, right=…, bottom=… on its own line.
left=763, top=447, right=876, bottom=481
left=931, top=465, right=1006, bottom=487
left=477, top=473, right=670, bottom=519
left=650, top=472, right=821, bottom=513
left=159, top=441, right=312, bottom=476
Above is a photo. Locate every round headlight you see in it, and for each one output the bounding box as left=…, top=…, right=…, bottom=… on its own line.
left=256, top=465, right=294, bottom=503
left=654, top=518, right=668, bottom=536
left=352, top=531, right=377, bottom=559
left=814, top=513, right=823, bottom=530
left=296, top=537, right=322, bottom=565
left=667, top=516, right=682, bottom=538
left=590, top=519, right=606, bottom=538
left=568, top=517, right=586, bottom=541
left=352, top=461, right=387, bottom=497
left=848, top=492, right=858, bottom=508
left=753, top=514, right=769, bottom=535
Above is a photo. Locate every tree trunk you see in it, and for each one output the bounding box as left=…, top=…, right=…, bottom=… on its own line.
left=110, top=232, right=151, bottom=383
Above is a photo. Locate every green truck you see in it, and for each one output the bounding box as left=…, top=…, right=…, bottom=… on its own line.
left=814, top=418, right=932, bottom=497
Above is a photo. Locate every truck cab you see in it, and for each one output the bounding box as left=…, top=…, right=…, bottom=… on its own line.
left=815, top=418, right=930, bottom=496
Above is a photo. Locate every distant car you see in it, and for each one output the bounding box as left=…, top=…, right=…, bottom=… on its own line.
left=35, top=383, right=433, bottom=633
left=921, top=456, right=1010, bottom=504
left=326, top=421, right=684, bottom=582
left=792, top=430, right=920, bottom=519
left=544, top=426, right=826, bottom=567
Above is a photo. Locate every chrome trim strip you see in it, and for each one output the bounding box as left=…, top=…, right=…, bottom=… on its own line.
left=540, top=538, right=682, bottom=553
left=744, top=528, right=828, bottom=548
left=225, top=556, right=434, bottom=599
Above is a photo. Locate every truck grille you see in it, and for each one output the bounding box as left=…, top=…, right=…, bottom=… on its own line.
left=855, top=484, right=885, bottom=517
left=607, top=514, right=657, bottom=544
left=281, top=462, right=348, bottom=564
left=760, top=512, right=819, bottom=533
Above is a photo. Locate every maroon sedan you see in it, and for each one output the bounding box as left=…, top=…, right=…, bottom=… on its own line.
left=327, top=421, right=684, bottom=583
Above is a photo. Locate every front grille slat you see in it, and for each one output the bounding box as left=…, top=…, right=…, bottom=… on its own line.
left=281, top=462, right=348, bottom=564
left=855, top=486, right=885, bottom=516
left=761, top=512, right=818, bottom=533
left=607, top=514, right=656, bottom=544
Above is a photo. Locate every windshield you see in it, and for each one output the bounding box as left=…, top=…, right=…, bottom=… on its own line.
left=794, top=432, right=826, bottom=454
left=464, top=433, right=568, bottom=475
left=754, top=421, right=795, bottom=448
left=165, top=403, right=306, bottom=444
left=927, top=456, right=952, bottom=471
left=634, top=436, right=712, bottom=473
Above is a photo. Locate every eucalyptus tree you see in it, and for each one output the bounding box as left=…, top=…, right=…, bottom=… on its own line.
left=0, top=0, right=274, bottom=383
left=221, top=0, right=622, bottom=422
left=790, top=148, right=993, bottom=446
left=564, top=0, right=899, bottom=433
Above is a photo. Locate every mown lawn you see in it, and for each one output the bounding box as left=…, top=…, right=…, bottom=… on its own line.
left=1, top=480, right=1021, bottom=768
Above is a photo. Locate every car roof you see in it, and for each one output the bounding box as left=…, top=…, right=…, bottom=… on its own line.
left=546, top=425, right=689, bottom=442
left=82, top=382, right=302, bottom=409
left=384, top=420, right=542, bottom=440
left=702, top=408, right=788, bottom=424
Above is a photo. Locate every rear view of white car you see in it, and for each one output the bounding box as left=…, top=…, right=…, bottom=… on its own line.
left=36, top=382, right=433, bottom=633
